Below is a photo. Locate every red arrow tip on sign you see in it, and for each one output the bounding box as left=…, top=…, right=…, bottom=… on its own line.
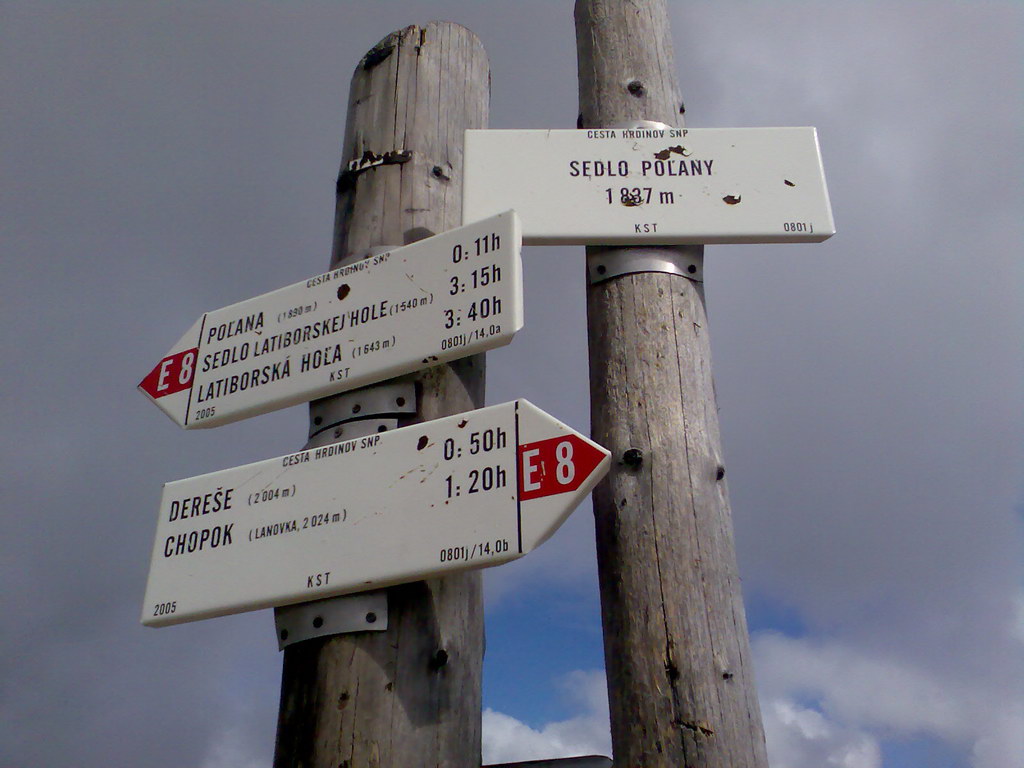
left=518, top=434, right=606, bottom=501
left=139, top=348, right=198, bottom=399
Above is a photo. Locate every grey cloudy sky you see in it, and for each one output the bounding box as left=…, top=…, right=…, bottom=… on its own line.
left=1, top=2, right=1020, bottom=767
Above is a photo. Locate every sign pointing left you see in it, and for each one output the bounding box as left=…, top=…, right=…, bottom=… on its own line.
left=139, top=211, right=522, bottom=428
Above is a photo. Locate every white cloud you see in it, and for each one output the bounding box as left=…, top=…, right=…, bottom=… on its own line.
left=762, top=699, right=881, bottom=768
left=480, top=628, right=1024, bottom=767
left=753, top=632, right=1024, bottom=768
left=970, top=705, right=1024, bottom=768
left=200, top=723, right=268, bottom=768
left=1013, top=592, right=1024, bottom=645
left=482, top=670, right=611, bottom=764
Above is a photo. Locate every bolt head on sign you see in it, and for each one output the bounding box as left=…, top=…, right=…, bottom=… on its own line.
left=142, top=400, right=610, bottom=627
left=138, top=210, right=523, bottom=428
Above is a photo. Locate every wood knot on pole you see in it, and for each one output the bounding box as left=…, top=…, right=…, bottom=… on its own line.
left=627, top=80, right=646, bottom=97
left=621, top=448, right=644, bottom=469
left=429, top=648, right=449, bottom=671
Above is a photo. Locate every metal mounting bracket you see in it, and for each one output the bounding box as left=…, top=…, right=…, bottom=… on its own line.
left=587, top=245, right=703, bottom=284
left=307, top=380, right=417, bottom=445
left=274, top=590, right=388, bottom=650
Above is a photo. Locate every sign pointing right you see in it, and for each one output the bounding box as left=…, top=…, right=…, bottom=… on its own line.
left=142, top=400, right=610, bottom=627
left=519, top=433, right=606, bottom=501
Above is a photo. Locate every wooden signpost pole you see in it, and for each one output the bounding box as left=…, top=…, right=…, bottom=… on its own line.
left=575, top=2, right=770, bottom=766
left=273, top=23, right=488, bottom=768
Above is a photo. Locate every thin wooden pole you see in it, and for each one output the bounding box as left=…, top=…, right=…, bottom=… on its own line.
left=575, top=2, right=769, bottom=767
left=273, top=23, right=489, bottom=768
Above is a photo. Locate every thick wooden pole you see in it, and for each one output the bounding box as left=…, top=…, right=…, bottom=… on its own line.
left=575, top=3, right=769, bottom=767
left=273, top=23, right=488, bottom=768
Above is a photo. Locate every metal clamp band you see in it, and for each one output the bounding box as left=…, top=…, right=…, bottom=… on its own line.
left=337, top=150, right=412, bottom=192
left=306, top=417, right=401, bottom=448
left=308, top=380, right=417, bottom=444
left=274, top=590, right=388, bottom=650
left=587, top=245, right=703, bottom=284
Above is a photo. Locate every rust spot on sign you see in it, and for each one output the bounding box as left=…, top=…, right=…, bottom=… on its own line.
left=337, top=284, right=351, bottom=300
left=654, top=145, right=691, bottom=160
left=416, top=436, right=429, bottom=451
left=722, top=195, right=742, bottom=205
left=622, top=190, right=644, bottom=207
left=457, top=419, right=468, bottom=428
left=784, top=179, right=796, bottom=187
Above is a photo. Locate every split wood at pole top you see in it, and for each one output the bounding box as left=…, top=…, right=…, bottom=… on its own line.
left=273, top=23, right=488, bottom=768
left=575, top=2, right=770, bottom=767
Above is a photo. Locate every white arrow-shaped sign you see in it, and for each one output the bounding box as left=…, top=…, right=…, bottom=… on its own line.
left=142, top=400, right=610, bottom=627
left=139, top=211, right=522, bottom=429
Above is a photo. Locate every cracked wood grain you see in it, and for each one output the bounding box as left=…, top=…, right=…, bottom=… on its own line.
left=576, top=2, right=769, bottom=766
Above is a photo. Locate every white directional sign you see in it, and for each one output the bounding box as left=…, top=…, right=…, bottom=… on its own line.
left=139, top=211, right=523, bottom=429
left=142, top=400, right=610, bottom=627
left=463, top=128, right=835, bottom=245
